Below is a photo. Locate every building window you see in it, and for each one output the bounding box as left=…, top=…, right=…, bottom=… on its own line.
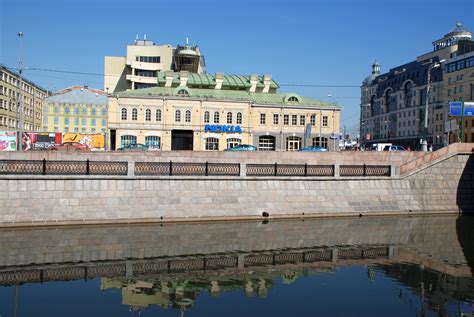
left=322, top=116, right=328, bottom=127
left=121, top=135, right=137, bottom=147
left=459, top=85, right=463, bottom=93
left=101, top=108, right=107, bottom=116
left=214, top=111, right=220, bottom=124
left=91, top=119, right=96, bottom=126
left=288, top=96, right=299, bottom=103
left=91, top=107, right=97, bottom=116
left=204, top=111, right=210, bottom=123
left=82, top=107, right=87, bottom=115
left=175, top=110, right=181, bottom=122
left=121, top=108, right=127, bottom=120
left=145, top=109, right=151, bottom=121
left=64, top=118, right=69, bottom=125
left=102, top=119, right=106, bottom=126
left=54, top=106, right=59, bottom=114
left=291, top=115, right=297, bottom=125
left=132, top=108, right=138, bottom=121
left=300, top=115, right=305, bottom=126
left=177, top=89, right=189, bottom=96
left=82, top=118, right=86, bottom=125
left=273, top=114, right=279, bottom=125
left=236, top=112, right=242, bottom=124
left=310, top=115, right=316, bottom=125
left=284, top=114, right=289, bottom=125
left=185, top=110, right=191, bottom=123
left=156, top=109, right=162, bottom=122
left=205, top=137, right=219, bottom=151
left=227, top=112, right=233, bottom=124
left=286, top=136, right=302, bottom=151
left=312, top=137, right=328, bottom=149
left=226, top=138, right=241, bottom=149
left=259, top=135, right=275, bottom=151
left=54, top=117, right=58, bottom=125
left=74, top=107, right=79, bottom=115
left=74, top=118, right=79, bottom=125
left=145, top=136, right=161, bottom=149
left=74, top=127, right=78, bottom=132
left=65, top=107, right=70, bottom=115
left=260, top=113, right=266, bottom=125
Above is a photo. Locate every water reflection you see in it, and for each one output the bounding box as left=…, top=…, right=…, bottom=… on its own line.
left=0, top=215, right=473, bottom=316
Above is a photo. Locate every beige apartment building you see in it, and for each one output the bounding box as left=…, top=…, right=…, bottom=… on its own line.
left=0, top=65, right=48, bottom=132
left=105, top=36, right=205, bottom=93
left=108, top=72, right=341, bottom=151
left=443, top=50, right=474, bottom=143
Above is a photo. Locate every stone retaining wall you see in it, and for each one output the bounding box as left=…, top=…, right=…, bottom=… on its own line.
left=0, top=144, right=473, bottom=226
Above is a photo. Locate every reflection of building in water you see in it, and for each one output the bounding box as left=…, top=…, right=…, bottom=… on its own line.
left=101, top=272, right=279, bottom=312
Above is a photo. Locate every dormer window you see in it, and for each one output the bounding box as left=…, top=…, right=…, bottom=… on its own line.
left=177, top=89, right=189, bottom=96
left=288, top=96, right=299, bottom=103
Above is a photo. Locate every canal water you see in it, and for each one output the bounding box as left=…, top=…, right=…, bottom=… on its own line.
left=0, top=215, right=473, bottom=316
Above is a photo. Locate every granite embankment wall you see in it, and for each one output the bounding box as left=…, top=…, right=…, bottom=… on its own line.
left=0, top=143, right=473, bottom=226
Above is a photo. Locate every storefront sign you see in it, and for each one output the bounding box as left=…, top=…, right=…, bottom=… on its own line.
left=204, top=124, right=242, bottom=134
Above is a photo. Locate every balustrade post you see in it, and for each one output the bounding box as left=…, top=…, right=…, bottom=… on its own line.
left=86, top=159, right=90, bottom=175
left=274, top=162, right=278, bottom=176
left=334, top=164, right=339, bottom=177
left=169, top=160, right=173, bottom=176
left=205, top=161, right=209, bottom=176
left=239, top=163, right=246, bottom=177
left=304, top=163, right=308, bottom=176
left=363, top=164, right=367, bottom=177
left=42, top=158, right=46, bottom=175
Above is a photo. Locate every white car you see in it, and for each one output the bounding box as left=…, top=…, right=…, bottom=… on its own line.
left=383, top=145, right=406, bottom=151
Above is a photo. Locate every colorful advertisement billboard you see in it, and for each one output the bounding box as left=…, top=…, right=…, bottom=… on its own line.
left=63, top=133, right=105, bottom=150
left=22, top=132, right=62, bottom=151
left=0, top=131, right=17, bottom=151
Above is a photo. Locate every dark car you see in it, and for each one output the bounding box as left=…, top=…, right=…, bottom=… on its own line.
left=225, top=144, right=257, bottom=151
left=298, top=146, right=329, bottom=152
left=117, top=143, right=149, bottom=151
left=48, top=142, right=90, bottom=151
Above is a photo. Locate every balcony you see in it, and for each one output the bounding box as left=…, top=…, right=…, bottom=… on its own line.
left=126, top=60, right=163, bottom=71
left=126, top=74, right=158, bottom=84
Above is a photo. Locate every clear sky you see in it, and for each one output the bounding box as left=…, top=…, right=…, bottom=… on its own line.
left=1, top=0, right=473, bottom=135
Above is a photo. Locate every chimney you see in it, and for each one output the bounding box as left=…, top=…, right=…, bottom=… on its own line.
left=179, top=71, right=189, bottom=87
left=215, top=73, right=224, bottom=90
left=262, top=74, right=272, bottom=93
left=165, top=71, right=174, bottom=87
left=249, top=74, right=258, bottom=92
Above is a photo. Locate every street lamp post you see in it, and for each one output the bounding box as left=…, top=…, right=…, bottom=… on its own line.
left=17, top=32, right=24, bottom=151
left=421, top=59, right=445, bottom=152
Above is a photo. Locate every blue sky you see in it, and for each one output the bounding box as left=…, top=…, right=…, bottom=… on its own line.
left=1, top=0, right=473, bottom=134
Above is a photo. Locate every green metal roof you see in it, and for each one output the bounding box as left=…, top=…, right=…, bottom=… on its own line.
left=116, top=86, right=340, bottom=108
left=155, top=72, right=279, bottom=90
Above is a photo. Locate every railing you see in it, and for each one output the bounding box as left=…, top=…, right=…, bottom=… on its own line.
left=0, top=159, right=128, bottom=176
left=340, top=164, right=391, bottom=177
left=246, top=163, right=335, bottom=177
left=135, top=161, right=240, bottom=176
left=0, top=160, right=391, bottom=177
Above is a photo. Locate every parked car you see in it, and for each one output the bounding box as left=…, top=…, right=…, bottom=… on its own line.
left=383, top=145, right=406, bottom=151
left=117, top=143, right=149, bottom=151
left=298, top=146, right=329, bottom=152
left=48, top=142, right=90, bottom=151
left=225, top=144, right=257, bottom=151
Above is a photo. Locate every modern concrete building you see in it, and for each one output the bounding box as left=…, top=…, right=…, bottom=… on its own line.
left=360, top=23, right=474, bottom=149
left=104, top=36, right=205, bottom=93
left=0, top=65, right=48, bottom=132
left=108, top=72, right=341, bottom=151
left=42, top=86, right=108, bottom=134
left=443, top=50, right=474, bottom=143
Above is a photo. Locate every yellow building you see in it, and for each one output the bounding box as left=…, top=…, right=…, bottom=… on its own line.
left=42, top=86, right=108, bottom=134
left=108, top=72, right=341, bottom=151
left=0, top=65, right=48, bottom=132
left=442, top=50, right=474, bottom=143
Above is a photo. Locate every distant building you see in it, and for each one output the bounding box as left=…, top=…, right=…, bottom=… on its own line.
left=105, top=36, right=205, bottom=93
left=42, top=86, right=108, bottom=134
left=108, top=72, right=341, bottom=151
left=360, top=23, right=474, bottom=149
left=0, top=65, right=49, bottom=132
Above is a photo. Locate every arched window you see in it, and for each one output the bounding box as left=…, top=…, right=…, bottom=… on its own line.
left=120, top=135, right=137, bottom=148
left=177, top=89, right=189, bottom=96
left=286, top=136, right=302, bottom=151
left=185, top=110, right=191, bottom=123
left=204, top=111, right=210, bottom=123
left=214, top=111, right=220, bottom=124
left=312, top=137, right=328, bottom=149
left=91, top=107, right=97, bottom=116
left=132, top=108, right=138, bottom=120
left=205, top=137, right=219, bottom=151
left=145, top=136, right=161, bottom=149
left=74, top=107, right=79, bottom=115
left=82, top=107, right=87, bottom=115
left=145, top=109, right=151, bottom=121
left=65, top=106, right=70, bottom=115
left=101, top=107, right=107, bottom=116
left=121, top=108, right=127, bottom=120
left=236, top=112, right=242, bottom=124
left=175, top=110, right=181, bottom=122
left=227, top=112, right=233, bottom=124
left=259, top=135, right=276, bottom=151
left=226, top=138, right=241, bottom=149
left=156, top=109, right=162, bottom=121
left=288, top=96, right=299, bottom=103
left=54, top=106, right=59, bottom=114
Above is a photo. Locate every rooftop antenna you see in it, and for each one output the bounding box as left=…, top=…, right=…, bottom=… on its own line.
left=135, top=34, right=138, bottom=44
left=186, top=36, right=189, bottom=45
